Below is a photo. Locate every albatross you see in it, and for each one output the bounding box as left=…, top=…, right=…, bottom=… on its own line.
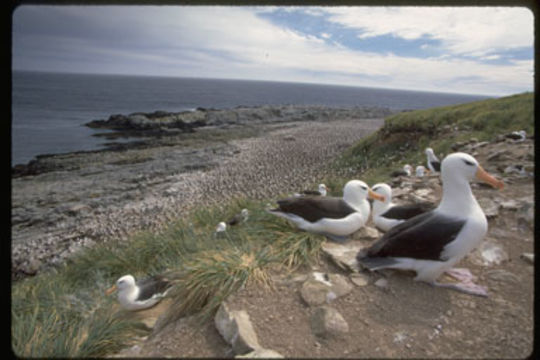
left=357, top=152, right=504, bottom=297
left=106, top=274, right=172, bottom=311
left=294, top=183, right=329, bottom=197
left=391, top=164, right=413, bottom=177
left=227, top=208, right=249, bottom=226
left=505, top=130, right=526, bottom=142
left=268, top=180, right=384, bottom=242
left=425, top=148, right=441, bottom=172
left=371, top=183, right=434, bottom=232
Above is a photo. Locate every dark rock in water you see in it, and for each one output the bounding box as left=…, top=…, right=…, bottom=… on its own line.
left=85, top=110, right=208, bottom=133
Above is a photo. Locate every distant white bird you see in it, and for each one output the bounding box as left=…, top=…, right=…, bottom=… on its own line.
left=227, top=208, right=249, bottom=226
left=415, top=165, right=429, bottom=177
left=506, top=130, right=526, bottom=142
left=106, top=274, right=172, bottom=311
left=358, top=152, right=504, bottom=297
left=391, top=164, right=413, bottom=177
left=425, top=148, right=441, bottom=172
left=215, top=221, right=227, bottom=233
left=294, top=184, right=329, bottom=197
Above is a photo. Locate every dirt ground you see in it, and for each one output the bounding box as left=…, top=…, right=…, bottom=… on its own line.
left=115, top=138, right=534, bottom=359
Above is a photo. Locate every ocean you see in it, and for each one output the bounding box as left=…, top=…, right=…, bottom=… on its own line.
left=11, top=70, right=490, bottom=166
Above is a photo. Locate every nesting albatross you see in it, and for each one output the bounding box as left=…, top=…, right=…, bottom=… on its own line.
left=371, top=183, right=434, bottom=232
left=227, top=208, right=249, bottom=226
left=391, top=164, right=413, bottom=177
left=268, top=180, right=384, bottom=242
left=294, top=183, right=329, bottom=197
left=357, top=152, right=504, bottom=297
left=106, top=274, right=172, bottom=311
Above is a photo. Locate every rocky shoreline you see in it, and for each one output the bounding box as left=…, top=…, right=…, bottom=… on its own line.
left=11, top=105, right=393, bottom=279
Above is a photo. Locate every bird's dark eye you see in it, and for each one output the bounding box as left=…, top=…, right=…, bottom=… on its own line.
left=372, top=186, right=379, bottom=191
left=361, top=185, right=367, bottom=190
left=463, top=159, right=474, bottom=166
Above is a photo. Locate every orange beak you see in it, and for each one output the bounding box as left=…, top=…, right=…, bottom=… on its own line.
left=476, top=166, right=504, bottom=190
left=105, top=284, right=117, bottom=296
left=368, top=189, right=386, bottom=202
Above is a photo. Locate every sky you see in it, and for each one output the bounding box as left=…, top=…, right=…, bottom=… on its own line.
left=12, top=5, right=534, bottom=96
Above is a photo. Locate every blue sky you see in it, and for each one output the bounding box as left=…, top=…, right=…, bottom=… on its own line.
left=12, top=5, right=534, bottom=96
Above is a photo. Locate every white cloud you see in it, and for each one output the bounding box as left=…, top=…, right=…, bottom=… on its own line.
left=12, top=5, right=534, bottom=96
left=324, top=7, right=533, bottom=57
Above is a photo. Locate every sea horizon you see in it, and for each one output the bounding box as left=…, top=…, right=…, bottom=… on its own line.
left=13, top=69, right=496, bottom=99
left=12, top=70, right=494, bottom=166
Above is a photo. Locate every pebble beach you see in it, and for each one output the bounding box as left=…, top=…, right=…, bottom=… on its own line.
left=11, top=105, right=388, bottom=279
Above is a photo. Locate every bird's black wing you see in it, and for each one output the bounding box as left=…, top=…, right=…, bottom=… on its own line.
left=381, top=202, right=435, bottom=220
left=302, top=190, right=322, bottom=196
left=271, top=197, right=356, bottom=223
left=136, top=275, right=171, bottom=301
left=362, top=211, right=466, bottom=261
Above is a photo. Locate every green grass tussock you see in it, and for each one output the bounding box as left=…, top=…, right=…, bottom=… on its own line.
left=11, top=92, right=534, bottom=357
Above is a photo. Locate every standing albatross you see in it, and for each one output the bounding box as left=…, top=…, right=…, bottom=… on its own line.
left=357, top=153, right=504, bottom=297
left=425, top=148, right=441, bottom=172
left=268, top=180, right=384, bottom=242
left=371, top=183, right=434, bottom=232
left=106, top=274, right=172, bottom=311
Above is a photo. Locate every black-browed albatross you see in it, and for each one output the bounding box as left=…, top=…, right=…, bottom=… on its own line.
left=425, top=147, right=441, bottom=172
left=106, top=274, right=172, bottom=311
left=268, top=180, right=384, bottom=242
left=357, top=152, right=504, bottom=297
left=371, top=182, right=434, bottom=232
left=294, top=183, right=329, bottom=197
left=390, top=164, right=413, bottom=177
left=227, top=208, right=249, bottom=226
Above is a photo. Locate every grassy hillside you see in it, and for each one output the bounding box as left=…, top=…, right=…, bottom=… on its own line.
left=333, top=92, right=534, bottom=184
left=11, top=92, right=534, bottom=357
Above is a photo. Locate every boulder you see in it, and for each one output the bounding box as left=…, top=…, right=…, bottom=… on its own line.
left=300, top=273, right=352, bottom=307
left=321, top=240, right=364, bottom=272
left=470, top=240, right=509, bottom=266
left=310, top=306, right=349, bottom=338
left=215, top=302, right=261, bottom=355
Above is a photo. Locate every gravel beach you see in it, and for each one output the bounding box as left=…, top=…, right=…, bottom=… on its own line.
left=11, top=106, right=386, bottom=279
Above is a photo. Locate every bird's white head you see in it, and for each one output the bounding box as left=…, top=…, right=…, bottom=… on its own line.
left=441, top=153, right=504, bottom=190
left=117, top=275, right=136, bottom=291
left=106, top=274, right=136, bottom=296
left=343, top=180, right=385, bottom=204
left=371, top=183, right=391, bottom=204
left=241, top=209, right=249, bottom=217
left=318, top=184, right=329, bottom=196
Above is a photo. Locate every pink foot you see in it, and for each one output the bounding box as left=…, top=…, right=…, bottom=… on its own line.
left=433, top=281, right=488, bottom=297
left=445, top=268, right=476, bottom=282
